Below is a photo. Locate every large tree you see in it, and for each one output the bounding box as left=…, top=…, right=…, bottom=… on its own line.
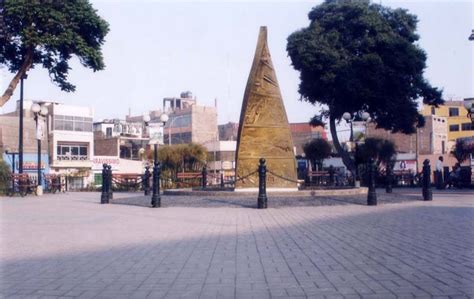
left=287, top=0, right=442, bottom=174
left=0, top=0, right=109, bottom=107
left=303, top=138, right=332, bottom=171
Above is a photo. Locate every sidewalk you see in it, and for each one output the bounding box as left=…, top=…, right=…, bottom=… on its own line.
left=1, top=191, right=473, bottom=298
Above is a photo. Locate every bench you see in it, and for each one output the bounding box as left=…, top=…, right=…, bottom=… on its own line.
left=8, top=174, right=37, bottom=196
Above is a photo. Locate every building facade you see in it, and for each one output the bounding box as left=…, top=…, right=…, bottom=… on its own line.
left=422, top=100, right=473, bottom=141
left=289, top=123, right=327, bottom=156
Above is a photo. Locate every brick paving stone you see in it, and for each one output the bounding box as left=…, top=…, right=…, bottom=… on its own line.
left=0, top=189, right=473, bottom=298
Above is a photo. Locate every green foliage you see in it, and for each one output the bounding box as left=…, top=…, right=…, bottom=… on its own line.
left=355, top=137, right=396, bottom=166
left=0, top=0, right=109, bottom=103
left=151, top=143, right=207, bottom=178
left=303, top=138, right=332, bottom=170
left=451, top=139, right=474, bottom=164
left=287, top=0, right=442, bottom=134
left=0, top=158, right=11, bottom=194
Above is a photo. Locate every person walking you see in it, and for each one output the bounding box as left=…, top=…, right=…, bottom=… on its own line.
left=435, top=156, right=444, bottom=189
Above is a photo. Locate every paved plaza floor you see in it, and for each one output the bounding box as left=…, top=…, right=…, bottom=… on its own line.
left=1, top=189, right=473, bottom=298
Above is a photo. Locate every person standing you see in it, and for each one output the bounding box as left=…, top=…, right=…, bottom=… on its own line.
left=435, top=156, right=444, bottom=189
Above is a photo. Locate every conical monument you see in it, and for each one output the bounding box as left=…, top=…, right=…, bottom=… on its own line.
left=235, top=26, right=297, bottom=190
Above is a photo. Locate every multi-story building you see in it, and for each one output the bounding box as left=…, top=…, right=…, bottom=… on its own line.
left=219, top=122, right=239, bottom=141
left=0, top=101, right=50, bottom=180
left=422, top=100, right=473, bottom=141
left=127, top=91, right=218, bottom=145
left=47, top=102, right=94, bottom=189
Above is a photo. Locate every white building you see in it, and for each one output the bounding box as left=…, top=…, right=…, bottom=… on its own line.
left=46, top=102, right=95, bottom=189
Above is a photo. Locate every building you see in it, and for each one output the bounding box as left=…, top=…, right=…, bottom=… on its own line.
left=422, top=100, right=473, bottom=141
left=218, top=122, right=239, bottom=141
left=127, top=91, right=218, bottom=145
left=47, top=102, right=95, bottom=189
left=0, top=102, right=50, bottom=181
left=289, top=123, right=327, bottom=156
left=203, top=140, right=237, bottom=182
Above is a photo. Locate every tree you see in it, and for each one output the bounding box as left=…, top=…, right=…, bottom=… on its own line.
left=287, top=0, right=442, bottom=175
left=451, top=139, right=474, bottom=164
left=303, top=138, right=332, bottom=171
left=0, top=0, right=109, bottom=106
left=149, top=143, right=207, bottom=177
left=355, top=138, right=396, bottom=167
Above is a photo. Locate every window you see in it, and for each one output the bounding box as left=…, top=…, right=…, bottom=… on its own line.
left=57, top=144, right=88, bottom=160
left=461, top=123, right=472, bottom=131
left=54, top=114, right=93, bottom=132
left=431, top=107, right=436, bottom=115
left=449, top=108, right=459, bottom=117
left=106, top=127, right=112, bottom=137
left=449, top=124, right=459, bottom=132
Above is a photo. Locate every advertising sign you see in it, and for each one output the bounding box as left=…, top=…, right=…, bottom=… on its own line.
left=148, top=124, right=164, bottom=145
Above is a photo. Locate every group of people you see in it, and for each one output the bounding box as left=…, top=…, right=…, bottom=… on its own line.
left=435, top=156, right=462, bottom=189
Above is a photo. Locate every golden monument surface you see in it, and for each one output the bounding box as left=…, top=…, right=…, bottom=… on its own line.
left=235, top=26, right=297, bottom=190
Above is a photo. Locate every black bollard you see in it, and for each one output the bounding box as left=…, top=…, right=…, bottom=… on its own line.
left=329, top=165, right=335, bottom=186
left=220, top=173, right=224, bottom=189
left=201, top=166, right=207, bottom=189
left=385, top=163, right=393, bottom=193
left=107, top=165, right=113, bottom=200
left=144, top=165, right=151, bottom=196
left=100, top=163, right=109, bottom=204
left=422, top=159, right=432, bottom=201
left=151, top=162, right=161, bottom=208
left=257, top=158, right=268, bottom=209
left=367, top=158, right=377, bottom=206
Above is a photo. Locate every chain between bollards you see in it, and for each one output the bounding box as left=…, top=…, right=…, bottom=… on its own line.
left=151, top=162, right=161, bottom=208
left=422, top=159, right=432, bottom=201
left=100, top=163, right=109, bottom=204
left=257, top=158, right=268, bottom=209
left=367, top=158, right=377, bottom=206
left=143, top=165, right=151, bottom=196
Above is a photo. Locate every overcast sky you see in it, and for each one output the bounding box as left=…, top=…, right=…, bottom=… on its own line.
left=1, top=0, right=473, bottom=125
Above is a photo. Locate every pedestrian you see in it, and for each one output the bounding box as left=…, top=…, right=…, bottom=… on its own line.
left=435, top=156, right=444, bottom=189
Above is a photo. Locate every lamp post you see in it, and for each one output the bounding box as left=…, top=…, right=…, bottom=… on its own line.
left=144, top=113, right=168, bottom=208
left=18, top=74, right=28, bottom=173
left=342, top=111, right=370, bottom=187
left=31, top=103, right=48, bottom=195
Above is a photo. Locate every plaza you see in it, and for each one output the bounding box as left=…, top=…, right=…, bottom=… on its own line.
left=1, top=190, right=473, bottom=298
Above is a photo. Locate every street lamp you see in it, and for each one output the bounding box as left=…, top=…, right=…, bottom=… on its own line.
left=464, top=101, right=474, bottom=124
left=31, top=103, right=48, bottom=195
left=144, top=113, right=168, bottom=208
left=18, top=74, right=28, bottom=173
left=343, top=111, right=371, bottom=187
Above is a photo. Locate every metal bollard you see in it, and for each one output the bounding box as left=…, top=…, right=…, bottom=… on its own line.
left=385, top=163, right=393, bottom=193
left=201, top=166, right=207, bottom=189
left=329, top=165, right=335, bottom=186
left=367, top=158, right=377, bottom=206
left=220, top=173, right=224, bottom=189
left=257, top=158, right=268, bottom=209
left=100, top=163, right=109, bottom=204
left=107, top=165, right=113, bottom=200
left=144, top=165, right=151, bottom=196
left=151, top=162, right=161, bottom=208
left=422, top=159, right=432, bottom=201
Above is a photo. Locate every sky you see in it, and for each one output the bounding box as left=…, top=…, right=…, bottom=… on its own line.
left=1, top=0, right=473, bottom=126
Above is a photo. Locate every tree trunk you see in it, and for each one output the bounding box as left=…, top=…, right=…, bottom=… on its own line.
left=0, top=49, right=34, bottom=107
left=329, top=115, right=356, bottom=176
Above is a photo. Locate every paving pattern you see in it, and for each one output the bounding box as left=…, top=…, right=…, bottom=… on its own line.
left=1, top=190, right=473, bottom=298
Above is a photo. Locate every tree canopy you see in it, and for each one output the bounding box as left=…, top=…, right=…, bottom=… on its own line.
left=450, top=139, right=474, bottom=164
left=303, top=138, right=332, bottom=170
left=287, top=0, right=442, bottom=173
left=355, top=137, right=396, bottom=167
left=0, top=0, right=109, bottom=106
